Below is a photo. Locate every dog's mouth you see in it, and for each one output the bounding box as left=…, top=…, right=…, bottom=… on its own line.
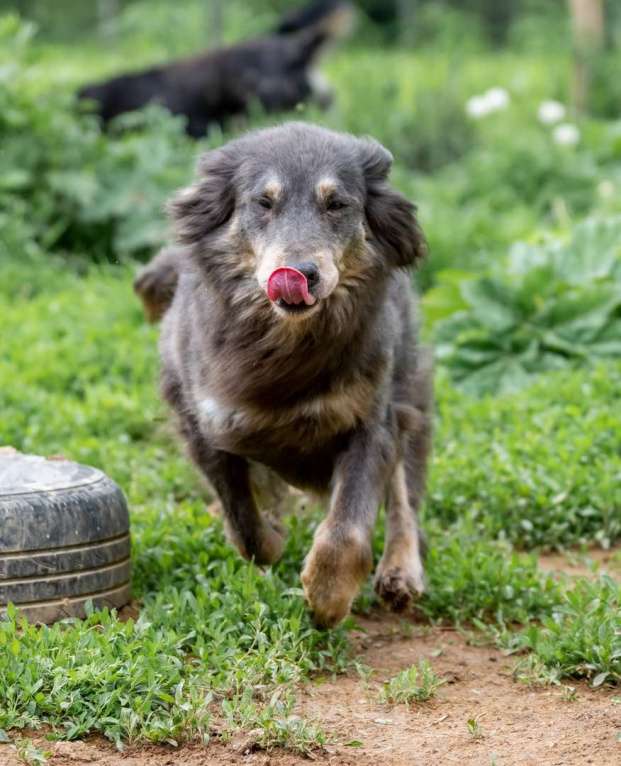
left=267, top=268, right=318, bottom=317
left=275, top=298, right=317, bottom=315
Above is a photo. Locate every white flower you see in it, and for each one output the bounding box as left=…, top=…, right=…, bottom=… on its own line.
left=485, top=87, right=510, bottom=111
left=466, top=87, right=510, bottom=119
left=552, top=122, right=581, bottom=147
left=537, top=100, right=566, bottom=125
left=466, top=95, right=489, bottom=119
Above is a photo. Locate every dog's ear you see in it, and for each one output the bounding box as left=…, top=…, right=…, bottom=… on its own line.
left=168, top=148, right=236, bottom=245
left=359, top=139, right=426, bottom=268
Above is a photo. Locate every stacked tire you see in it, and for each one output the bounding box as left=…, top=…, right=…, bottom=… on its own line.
left=0, top=450, right=131, bottom=624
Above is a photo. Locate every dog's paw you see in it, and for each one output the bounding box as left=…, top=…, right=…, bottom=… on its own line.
left=374, top=554, right=426, bottom=613
left=301, top=523, right=372, bottom=628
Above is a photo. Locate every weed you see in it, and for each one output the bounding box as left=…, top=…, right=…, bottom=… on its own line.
left=514, top=576, right=621, bottom=687
left=379, top=660, right=445, bottom=706
left=513, top=655, right=564, bottom=687
left=466, top=716, right=484, bottom=740
left=353, top=662, right=375, bottom=683
left=428, top=364, right=621, bottom=550
left=14, top=740, right=52, bottom=766
left=434, top=217, right=621, bottom=395
left=561, top=685, right=578, bottom=702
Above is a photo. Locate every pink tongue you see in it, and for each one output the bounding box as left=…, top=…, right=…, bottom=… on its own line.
left=267, top=267, right=316, bottom=306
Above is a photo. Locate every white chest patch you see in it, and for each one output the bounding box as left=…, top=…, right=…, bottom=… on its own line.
left=198, top=396, right=239, bottom=433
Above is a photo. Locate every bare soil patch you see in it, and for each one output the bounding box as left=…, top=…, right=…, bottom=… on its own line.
left=538, top=546, right=621, bottom=581
left=297, top=614, right=621, bottom=765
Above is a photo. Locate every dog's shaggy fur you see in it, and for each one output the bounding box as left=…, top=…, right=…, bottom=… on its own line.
left=135, top=122, right=432, bottom=627
left=79, top=1, right=352, bottom=138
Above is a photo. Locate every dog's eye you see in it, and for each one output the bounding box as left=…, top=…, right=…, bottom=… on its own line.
left=257, top=196, right=274, bottom=210
left=326, top=198, right=346, bottom=212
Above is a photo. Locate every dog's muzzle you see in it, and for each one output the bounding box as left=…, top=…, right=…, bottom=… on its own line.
left=267, top=267, right=317, bottom=307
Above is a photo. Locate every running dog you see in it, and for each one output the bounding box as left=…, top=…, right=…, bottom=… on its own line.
left=135, top=122, right=432, bottom=627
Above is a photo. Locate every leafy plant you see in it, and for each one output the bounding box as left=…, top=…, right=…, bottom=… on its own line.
left=515, top=576, right=621, bottom=687
left=14, top=740, right=52, bottom=766
left=435, top=217, right=621, bottom=394
left=379, top=660, right=445, bottom=705
left=466, top=716, right=484, bottom=739
left=221, top=688, right=326, bottom=755
left=0, top=15, right=194, bottom=264
left=421, top=518, right=560, bottom=621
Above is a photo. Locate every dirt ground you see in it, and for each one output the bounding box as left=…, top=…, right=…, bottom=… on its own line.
left=2, top=551, right=620, bottom=766
left=538, top=546, right=621, bottom=581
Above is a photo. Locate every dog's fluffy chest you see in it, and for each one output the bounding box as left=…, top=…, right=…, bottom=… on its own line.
left=197, top=377, right=376, bottom=453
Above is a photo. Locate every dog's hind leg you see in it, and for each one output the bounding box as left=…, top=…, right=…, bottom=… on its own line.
left=374, top=457, right=427, bottom=611
left=375, top=351, right=433, bottom=611
left=133, top=246, right=182, bottom=322
left=249, top=462, right=291, bottom=518
left=204, top=464, right=291, bottom=523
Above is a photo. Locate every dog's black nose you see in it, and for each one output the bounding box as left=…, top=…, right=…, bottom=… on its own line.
left=296, top=262, right=320, bottom=290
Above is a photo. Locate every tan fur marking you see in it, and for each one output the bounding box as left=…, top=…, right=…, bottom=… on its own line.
left=296, top=378, right=375, bottom=429
left=263, top=178, right=282, bottom=200
left=316, top=177, right=338, bottom=200
left=239, top=245, right=257, bottom=272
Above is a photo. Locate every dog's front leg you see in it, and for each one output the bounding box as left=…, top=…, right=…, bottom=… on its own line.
left=301, top=425, right=395, bottom=627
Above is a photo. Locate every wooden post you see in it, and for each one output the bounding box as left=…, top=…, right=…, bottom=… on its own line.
left=397, top=0, right=416, bottom=46
left=568, top=0, right=605, bottom=114
left=207, top=0, right=224, bottom=48
left=97, top=0, right=119, bottom=39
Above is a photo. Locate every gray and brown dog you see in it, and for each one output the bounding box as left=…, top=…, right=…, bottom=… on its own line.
left=135, top=122, right=432, bottom=627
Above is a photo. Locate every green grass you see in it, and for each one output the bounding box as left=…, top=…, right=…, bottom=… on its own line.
left=429, top=366, right=621, bottom=550
left=515, top=576, right=621, bottom=688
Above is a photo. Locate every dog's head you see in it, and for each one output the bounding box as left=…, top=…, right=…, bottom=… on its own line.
left=169, top=123, right=425, bottom=321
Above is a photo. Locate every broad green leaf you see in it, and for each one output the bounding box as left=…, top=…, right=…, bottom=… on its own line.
left=557, top=217, right=621, bottom=283
left=461, top=278, right=519, bottom=332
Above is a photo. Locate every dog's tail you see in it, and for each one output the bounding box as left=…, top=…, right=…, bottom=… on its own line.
left=275, top=1, right=355, bottom=108
left=275, top=1, right=355, bottom=41
left=276, top=0, right=355, bottom=69
left=133, top=246, right=182, bottom=323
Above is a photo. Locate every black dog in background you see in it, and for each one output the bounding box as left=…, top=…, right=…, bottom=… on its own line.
left=78, top=1, right=353, bottom=138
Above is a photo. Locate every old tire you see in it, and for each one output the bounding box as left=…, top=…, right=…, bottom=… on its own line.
left=0, top=450, right=131, bottom=624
